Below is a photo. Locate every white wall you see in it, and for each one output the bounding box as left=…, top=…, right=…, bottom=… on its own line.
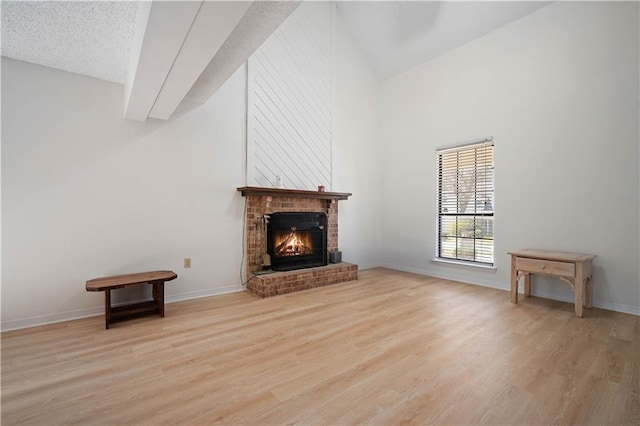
left=333, top=7, right=382, bottom=269
left=379, top=2, right=640, bottom=314
left=1, top=11, right=384, bottom=329
left=1, top=58, right=248, bottom=330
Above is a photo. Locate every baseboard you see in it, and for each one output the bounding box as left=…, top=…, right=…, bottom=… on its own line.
left=4, top=268, right=637, bottom=332
left=1, top=306, right=106, bottom=333
left=381, top=263, right=640, bottom=317
left=381, top=263, right=505, bottom=291
left=351, top=263, right=378, bottom=271
left=164, top=285, right=241, bottom=304
left=525, top=291, right=640, bottom=316
left=1, top=285, right=244, bottom=332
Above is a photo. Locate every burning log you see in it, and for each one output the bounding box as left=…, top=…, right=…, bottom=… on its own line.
left=275, top=231, right=313, bottom=256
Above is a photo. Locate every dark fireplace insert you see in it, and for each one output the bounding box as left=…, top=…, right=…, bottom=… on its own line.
left=266, top=212, right=328, bottom=271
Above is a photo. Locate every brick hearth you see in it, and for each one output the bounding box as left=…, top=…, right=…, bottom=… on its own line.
left=247, top=262, right=358, bottom=297
left=238, top=187, right=358, bottom=297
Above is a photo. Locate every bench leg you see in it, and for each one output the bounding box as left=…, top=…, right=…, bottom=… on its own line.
left=105, top=289, right=111, bottom=330
left=152, top=281, right=165, bottom=317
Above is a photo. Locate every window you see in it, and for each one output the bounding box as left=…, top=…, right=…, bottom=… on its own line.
left=437, top=139, right=494, bottom=266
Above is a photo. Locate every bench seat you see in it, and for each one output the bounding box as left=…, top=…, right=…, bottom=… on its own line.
left=86, top=270, right=177, bottom=329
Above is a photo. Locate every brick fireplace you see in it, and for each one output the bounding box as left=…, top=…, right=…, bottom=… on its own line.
left=238, top=187, right=358, bottom=297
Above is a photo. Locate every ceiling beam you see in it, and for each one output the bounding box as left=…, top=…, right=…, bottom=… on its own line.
left=124, top=1, right=203, bottom=122
left=185, top=1, right=301, bottom=106
left=148, top=1, right=252, bottom=120
left=125, top=0, right=300, bottom=122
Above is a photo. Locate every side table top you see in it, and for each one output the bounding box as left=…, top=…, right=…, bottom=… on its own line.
left=508, top=249, right=596, bottom=263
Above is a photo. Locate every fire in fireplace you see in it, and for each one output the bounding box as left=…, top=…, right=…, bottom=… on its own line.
left=274, top=229, right=314, bottom=257
left=267, top=212, right=328, bottom=271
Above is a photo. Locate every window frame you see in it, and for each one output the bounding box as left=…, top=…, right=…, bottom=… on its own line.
left=435, top=138, right=495, bottom=267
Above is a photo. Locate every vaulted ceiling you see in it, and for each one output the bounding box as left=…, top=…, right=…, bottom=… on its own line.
left=1, top=1, right=551, bottom=122
left=338, top=1, right=550, bottom=79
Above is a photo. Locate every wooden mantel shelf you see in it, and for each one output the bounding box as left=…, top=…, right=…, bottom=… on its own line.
left=237, top=186, right=351, bottom=201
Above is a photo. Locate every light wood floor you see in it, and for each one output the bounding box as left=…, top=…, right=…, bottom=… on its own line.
left=2, top=268, right=639, bottom=425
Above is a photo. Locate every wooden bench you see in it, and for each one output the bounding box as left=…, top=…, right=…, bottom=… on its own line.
left=86, top=270, right=177, bottom=329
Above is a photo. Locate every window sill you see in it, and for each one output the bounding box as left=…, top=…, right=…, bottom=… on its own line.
left=432, top=258, right=497, bottom=271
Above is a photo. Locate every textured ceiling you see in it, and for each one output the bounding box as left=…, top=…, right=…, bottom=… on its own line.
left=1, top=1, right=138, bottom=83
left=0, top=1, right=552, bottom=88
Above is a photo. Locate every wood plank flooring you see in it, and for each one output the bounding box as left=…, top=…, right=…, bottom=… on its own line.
left=2, top=268, right=639, bottom=425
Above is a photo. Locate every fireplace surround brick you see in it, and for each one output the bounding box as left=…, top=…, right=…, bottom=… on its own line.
left=238, top=187, right=357, bottom=297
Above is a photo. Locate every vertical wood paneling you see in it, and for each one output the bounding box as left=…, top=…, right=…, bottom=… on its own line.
left=247, top=2, right=332, bottom=190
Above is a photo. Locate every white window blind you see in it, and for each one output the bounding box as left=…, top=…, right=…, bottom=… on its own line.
left=437, top=140, right=494, bottom=265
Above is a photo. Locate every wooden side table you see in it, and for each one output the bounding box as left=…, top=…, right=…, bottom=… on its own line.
left=508, top=249, right=596, bottom=317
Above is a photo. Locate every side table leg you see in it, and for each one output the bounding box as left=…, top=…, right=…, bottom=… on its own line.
left=510, top=255, right=518, bottom=304
left=105, top=289, right=111, bottom=330
left=575, top=264, right=584, bottom=318
left=585, top=276, right=593, bottom=309
left=524, top=273, right=531, bottom=297
left=585, top=260, right=594, bottom=309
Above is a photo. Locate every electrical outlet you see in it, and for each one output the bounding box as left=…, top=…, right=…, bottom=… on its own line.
left=184, top=258, right=191, bottom=268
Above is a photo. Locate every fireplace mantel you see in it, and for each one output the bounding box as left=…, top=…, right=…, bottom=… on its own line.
left=237, top=186, right=351, bottom=201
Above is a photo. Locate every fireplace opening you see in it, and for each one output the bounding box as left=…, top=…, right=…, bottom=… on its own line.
left=267, top=212, right=328, bottom=271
